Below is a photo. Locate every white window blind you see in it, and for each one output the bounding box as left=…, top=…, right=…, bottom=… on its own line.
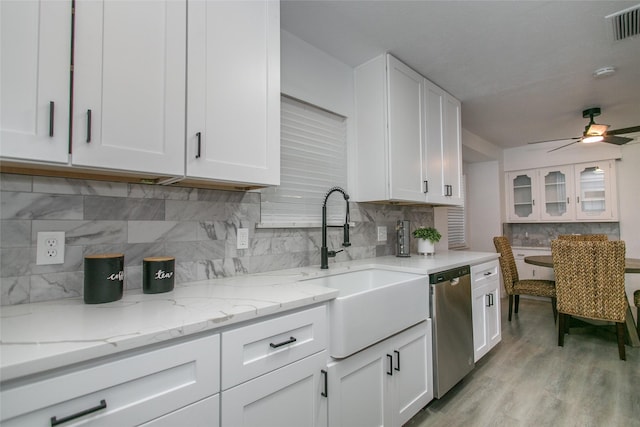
left=259, top=96, right=348, bottom=227
left=448, top=175, right=467, bottom=248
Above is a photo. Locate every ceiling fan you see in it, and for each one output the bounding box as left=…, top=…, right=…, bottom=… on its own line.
left=528, top=107, right=640, bottom=152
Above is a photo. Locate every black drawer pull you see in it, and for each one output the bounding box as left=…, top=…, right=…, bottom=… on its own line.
left=386, top=354, right=393, bottom=376
left=484, top=271, right=492, bottom=276
left=321, top=369, right=328, bottom=397
left=270, top=336, right=297, bottom=348
left=86, top=109, right=92, bottom=143
left=49, top=101, right=55, bottom=137
left=51, top=399, right=107, bottom=426
left=394, top=350, right=400, bottom=371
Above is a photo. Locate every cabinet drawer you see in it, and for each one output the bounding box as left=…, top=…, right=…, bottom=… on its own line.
left=472, top=260, right=499, bottom=287
left=222, top=305, right=327, bottom=390
left=1, top=334, right=219, bottom=427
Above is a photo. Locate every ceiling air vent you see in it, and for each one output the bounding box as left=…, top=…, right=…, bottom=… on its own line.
left=606, top=4, right=640, bottom=41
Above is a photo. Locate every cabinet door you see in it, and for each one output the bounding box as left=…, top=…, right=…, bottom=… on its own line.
left=72, top=0, right=186, bottom=177
left=386, top=55, right=425, bottom=202
left=472, top=281, right=490, bottom=361
left=327, top=346, right=389, bottom=427
left=539, top=166, right=574, bottom=221
left=221, top=351, right=327, bottom=427
left=139, top=394, right=219, bottom=427
left=574, top=161, right=617, bottom=221
left=442, top=94, right=463, bottom=204
left=389, top=320, right=433, bottom=427
left=186, top=0, right=280, bottom=186
left=423, top=80, right=447, bottom=204
left=486, top=279, right=502, bottom=352
left=506, top=170, right=539, bottom=221
left=0, top=0, right=70, bottom=164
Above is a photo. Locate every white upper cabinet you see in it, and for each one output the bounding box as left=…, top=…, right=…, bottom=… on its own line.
left=386, top=55, right=426, bottom=202
left=423, top=80, right=463, bottom=204
left=186, top=0, right=280, bottom=187
left=506, top=160, right=617, bottom=222
left=71, top=0, right=186, bottom=177
left=354, top=53, right=463, bottom=205
left=574, top=160, right=617, bottom=221
left=0, top=0, right=71, bottom=164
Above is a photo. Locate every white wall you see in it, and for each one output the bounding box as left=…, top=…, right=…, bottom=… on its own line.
left=617, top=142, right=640, bottom=321
left=465, top=160, right=502, bottom=253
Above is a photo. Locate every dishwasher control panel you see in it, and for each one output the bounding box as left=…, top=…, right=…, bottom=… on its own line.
left=429, top=265, right=470, bottom=284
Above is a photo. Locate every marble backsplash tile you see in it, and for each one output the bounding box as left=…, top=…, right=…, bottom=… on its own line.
left=504, top=222, right=620, bottom=247
left=0, top=173, right=435, bottom=306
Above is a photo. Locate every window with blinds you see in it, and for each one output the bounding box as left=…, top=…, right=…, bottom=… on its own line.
left=259, top=96, right=348, bottom=227
left=448, top=175, right=467, bottom=248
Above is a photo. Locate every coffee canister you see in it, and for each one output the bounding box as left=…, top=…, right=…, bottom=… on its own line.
left=84, top=253, right=124, bottom=304
left=143, top=256, right=175, bottom=294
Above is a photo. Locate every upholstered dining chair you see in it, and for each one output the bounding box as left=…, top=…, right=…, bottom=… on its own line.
left=551, top=239, right=627, bottom=360
left=557, top=234, right=608, bottom=241
left=493, top=236, right=557, bottom=322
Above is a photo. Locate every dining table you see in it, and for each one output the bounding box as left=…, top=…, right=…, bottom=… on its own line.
left=524, top=255, right=640, bottom=347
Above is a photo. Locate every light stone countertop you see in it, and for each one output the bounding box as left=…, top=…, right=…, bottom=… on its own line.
left=0, top=251, right=498, bottom=383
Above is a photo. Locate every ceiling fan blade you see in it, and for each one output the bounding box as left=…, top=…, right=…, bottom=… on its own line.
left=527, top=137, right=581, bottom=145
left=603, top=135, right=633, bottom=145
left=607, top=125, right=640, bottom=136
left=548, top=140, right=579, bottom=152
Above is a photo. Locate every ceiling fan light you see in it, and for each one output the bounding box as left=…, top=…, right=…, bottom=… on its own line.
left=583, top=135, right=604, bottom=143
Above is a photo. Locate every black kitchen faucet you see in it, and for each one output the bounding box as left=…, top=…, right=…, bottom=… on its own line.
left=320, top=186, right=351, bottom=269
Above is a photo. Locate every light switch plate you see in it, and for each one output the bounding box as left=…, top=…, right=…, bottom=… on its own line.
left=237, top=228, right=249, bottom=249
left=377, top=226, right=387, bottom=242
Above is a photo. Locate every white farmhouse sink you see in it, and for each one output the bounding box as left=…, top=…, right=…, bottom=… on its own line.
left=302, top=268, right=428, bottom=358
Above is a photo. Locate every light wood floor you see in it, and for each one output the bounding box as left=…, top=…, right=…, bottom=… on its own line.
left=405, top=298, right=640, bottom=427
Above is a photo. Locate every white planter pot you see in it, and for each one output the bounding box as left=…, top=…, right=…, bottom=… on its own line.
left=417, top=239, right=435, bottom=255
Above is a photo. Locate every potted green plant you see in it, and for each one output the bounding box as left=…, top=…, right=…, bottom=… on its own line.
left=412, top=226, right=441, bottom=255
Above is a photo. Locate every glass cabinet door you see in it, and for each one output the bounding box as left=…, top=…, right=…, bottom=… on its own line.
left=540, top=166, right=573, bottom=221
left=575, top=162, right=615, bottom=220
left=508, top=170, right=538, bottom=221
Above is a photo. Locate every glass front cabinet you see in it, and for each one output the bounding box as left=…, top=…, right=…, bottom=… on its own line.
left=506, top=160, right=617, bottom=222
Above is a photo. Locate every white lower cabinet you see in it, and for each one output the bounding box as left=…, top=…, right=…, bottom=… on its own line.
left=327, top=320, right=433, bottom=427
left=513, top=247, right=554, bottom=281
left=0, top=334, right=220, bottom=427
left=220, top=305, right=329, bottom=427
left=471, top=260, right=501, bottom=362
left=140, top=395, right=219, bottom=427
left=221, top=351, right=328, bottom=427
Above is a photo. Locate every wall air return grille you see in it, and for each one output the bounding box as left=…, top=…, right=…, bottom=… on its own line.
left=606, top=4, right=640, bottom=41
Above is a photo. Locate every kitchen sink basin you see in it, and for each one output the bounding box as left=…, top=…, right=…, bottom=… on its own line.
left=301, top=268, right=428, bottom=358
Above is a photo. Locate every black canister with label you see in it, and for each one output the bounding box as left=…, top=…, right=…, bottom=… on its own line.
left=84, top=253, right=124, bottom=304
left=143, top=256, right=175, bottom=294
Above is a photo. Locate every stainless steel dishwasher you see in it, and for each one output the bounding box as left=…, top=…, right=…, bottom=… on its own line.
left=429, top=265, right=474, bottom=398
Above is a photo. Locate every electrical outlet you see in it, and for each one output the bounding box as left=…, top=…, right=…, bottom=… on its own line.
left=377, top=226, right=387, bottom=242
left=36, top=231, right=65, bottom=265
left=237, top=228, right=249, bottom=249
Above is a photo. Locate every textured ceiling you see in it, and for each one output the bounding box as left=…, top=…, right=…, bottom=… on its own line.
left=281, top=1, right=640, bottom=150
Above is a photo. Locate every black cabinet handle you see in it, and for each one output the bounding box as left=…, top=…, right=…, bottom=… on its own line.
left=49, top=101, right=55, bottom=137
left=486, top=294, right=491, bottom=307
left=321, top=369, right=328, bottom=397
left=394, top=350, right=400, bottom=372
left=270, top=336, right=296, bottom=348
left=196, top=131, right=201, bottom=158
left=386, top=354, right=393, bottom=376
left=51, top=399, right=106, bottom=426
left=86, top=109, right=92, bottom=143
left=484, top=271, right=492, bottom=276
left=423, top=180, right=428, bottom=193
